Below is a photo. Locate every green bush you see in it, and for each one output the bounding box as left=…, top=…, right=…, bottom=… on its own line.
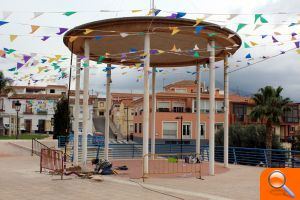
left=215, top=124, right=281, bottom=149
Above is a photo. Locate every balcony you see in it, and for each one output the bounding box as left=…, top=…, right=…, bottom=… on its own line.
left=157, top=107, right=192, bottom=113
left=23, top=110, right=33, bottom=115
left=36, top=110, right=48, bottom=115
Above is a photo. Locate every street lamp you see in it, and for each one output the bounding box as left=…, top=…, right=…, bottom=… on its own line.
left=175, top=116, right=183, bottom=158
left=14, top=101, right=21, bottom=139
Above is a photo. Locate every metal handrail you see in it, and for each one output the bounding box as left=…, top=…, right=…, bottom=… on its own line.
left=32, top=138, right=51, bottom=156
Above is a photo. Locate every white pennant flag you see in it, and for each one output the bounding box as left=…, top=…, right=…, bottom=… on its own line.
left=227, top=14, right=238, bottom=21
left=193, top=44, right=199, bottom=50
left=120, top=32, right=129, bottom=38
left=32, top=12, right=44, bottom=19
left=3, top=11, right=12, bottom=19
left=228, top=34, right=235, bottom=39
left=253, top=24, right=262, bottom=31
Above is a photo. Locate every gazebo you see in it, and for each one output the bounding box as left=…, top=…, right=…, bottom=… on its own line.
left=63, top=16, right=241, bottom=175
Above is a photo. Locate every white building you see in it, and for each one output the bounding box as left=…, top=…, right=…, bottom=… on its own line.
left=0, top=85, right=95, bottom=136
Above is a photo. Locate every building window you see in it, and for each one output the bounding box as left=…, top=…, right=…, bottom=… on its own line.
left=99, top=111, right=104, bottom=116
left=134, top=123, right=137, bottom=133
left=284, top=106, right=299, bottom=123
left=200, top=124, right=205, bottom=138
left=25, top=101, right=32, bottom=114
left=157, top=102, right=170, bottom=112
left=12, top=100, right=17, bottom=109
left=194, top=100, right=210, bottom=113
left=163, top=122, right=177, bottom=139
left=175, top=88, right=187, bottom=93
left=216, top=101, right=224, bottom=113
left=100, top=102, right=104, bottom=107
left=139, top=123, right=142, bottom=133
left=233, top=104, right=247, bottom=122
left=50, top=89, right=55, bottom=94
left=172, top=102, right=185, bottom=113
left=129, top=124, right=134, bottom=132
left=182, top=122, right=191, bottom=139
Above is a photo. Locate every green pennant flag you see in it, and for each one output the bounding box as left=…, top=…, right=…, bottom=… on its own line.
left=83, top=63, right=89, bottom=68
left=208, top=32, right=217, bottom=37
left=244, top=42, right=250, bottom=48
left=5, top=49, right=16, bottom=54
left=193, top=51, right=200, bottom=58
left=236, top=23, right=247, bottom=32
left=254, top=14, right=262, bottom=23
left=63, top=11, right=77, bottom=16
left=97, top=56, right=106, bottom=64
left=260, top=16, right=268, bottom=23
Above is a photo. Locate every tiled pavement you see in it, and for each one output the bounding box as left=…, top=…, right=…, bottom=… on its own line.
left=0, top=142, right=263, bottom=200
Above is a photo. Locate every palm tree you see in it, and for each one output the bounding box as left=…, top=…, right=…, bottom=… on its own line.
left=0, top=71, right=13, bottom=95
left=250, top=86, right=291, bottom=149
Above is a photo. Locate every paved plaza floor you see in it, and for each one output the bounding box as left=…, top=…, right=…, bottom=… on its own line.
left=0, top=142, right=263, bottom=200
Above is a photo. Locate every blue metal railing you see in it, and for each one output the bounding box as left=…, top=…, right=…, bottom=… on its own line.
left=58, top=134, right=104, bottom=148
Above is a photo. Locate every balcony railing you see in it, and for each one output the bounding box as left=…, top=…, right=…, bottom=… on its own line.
left=36, top=110, right=48, bottom=115
left=24, top=110, right=33, bottom=114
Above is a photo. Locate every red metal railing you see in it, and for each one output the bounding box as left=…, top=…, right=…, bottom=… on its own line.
left=40, top=148, right=64, bottom=180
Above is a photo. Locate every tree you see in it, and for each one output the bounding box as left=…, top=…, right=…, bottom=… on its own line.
left=250, top=86, right=290, bottom=149
left=0, top=71, right=14, bottom=94
left=215, top=124, right=281, bottom=149
left=53, top=95, right=70, bottom=139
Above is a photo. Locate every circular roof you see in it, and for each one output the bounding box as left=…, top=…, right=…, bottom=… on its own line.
left=63, top=17, right=241, bottom=67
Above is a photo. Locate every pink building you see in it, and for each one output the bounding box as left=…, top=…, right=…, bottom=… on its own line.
left=131, top=80, right=239, bottom=144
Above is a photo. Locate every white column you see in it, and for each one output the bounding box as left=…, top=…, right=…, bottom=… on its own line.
left=208, top=40, right=216, bottom=176
left=224, top=54, right=229, bottom=168
left=104, top=64, right=111, bottom=160
left=151, top=67, right=156, bottom=158
left=73, top=56, right=80, bottom=166
left=82, top=39, right=90, bottom=171
left=196, top=63, right=201, bottom=156
left=143, top=33, right=150, bottom=174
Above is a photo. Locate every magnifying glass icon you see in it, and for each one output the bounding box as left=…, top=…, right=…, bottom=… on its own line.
left=268, top=170, right=295, bottom=199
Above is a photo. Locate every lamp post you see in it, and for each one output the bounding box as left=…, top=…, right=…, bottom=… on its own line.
left=175, top=116, right=183, bottom=158
left=14, top=101, right=21, bottom=139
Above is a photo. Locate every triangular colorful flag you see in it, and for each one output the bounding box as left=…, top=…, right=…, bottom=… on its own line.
left=193, top=51, right=200, bottom=58
left=244, top=42, right=250, bottom=48
left=23, top=55, right=31, bottom=63
left=193, top=18, right=203, bottom=27
left=30, top=25, right=40, bottom=34
left=296, top=49, right=300, bottom=54
left=253, top=24, right=262, bottom=31
left=97, top=56, right=106, bottom=64
left=193, top=44, right=199, bottom=50
left=41, top=36, right=50, bottom=41
left=10, top=35, right=17, bottom=42
left=236, top=23, right=247, bottom=32
left=245, top=53, right=252, bottom=59
left=63, top=11, right=76, bottom=16
left=17, top=62, right=24, bottom=70
left=195, top=26, right=204, bottom=35
left=56, top=28, right=68, bottom=35
left=170, top=27, right=180, bottom=35
left=176, top=12, right=186, bottom=19
left=171, top=44, right=178, bottom=52
left=83, top=29, right=94, bottom=35
left=254, top=14, right=262, bottom=23
left=120, top=33, right=129, bottom=38
left=261, top=35, right=268, bottom=39
left=131, top=10, right=142, bottom=13
left=250, top=41, right=258, bottom=46
left=0, top=21, right=8, bottom=26
left=227, top=14, right=238, bottom=21
left=260, top=16, right=268, bottom=23
left=272, top=36, right=278, bottom=43
left=69, top=36, right=78, bottom=43
left=8, top=67, right=16, bottom=71
left=154, top=9, right=161, bottom=16
left=32, top=12, right=43, bottom=19
left=295, top=41, right=300, bottom=48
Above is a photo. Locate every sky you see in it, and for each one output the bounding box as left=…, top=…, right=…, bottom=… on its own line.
left=0, top=0, right=300, bottom=100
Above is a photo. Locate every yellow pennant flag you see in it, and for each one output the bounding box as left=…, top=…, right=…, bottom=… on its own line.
left=157, top=50, right=165, bottom=54
left=55, top=55, right=62, bottom=61
left=171, top=44, right=177, bottom=52
left=48, top=58, right=56, bottom=63
left=83, top=29, right=94, bottom=35
left=69, top=36, right=78, bottom=43
left=30, top=25, right=40, bottom=34
left=193, top=18, right=203, bottom=27
left=169, top=27, right=180, bottom=35
left=274, top=32, right=281, bottom=35
left=250, top=41, right=258, bottom=46
left=132, top=10, right=142, bottom=13
left=121, top=72, right=127, bottom=75
left=10, top=35, right=17, bottom=42
left=296, top=49, right=300, bottom=54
